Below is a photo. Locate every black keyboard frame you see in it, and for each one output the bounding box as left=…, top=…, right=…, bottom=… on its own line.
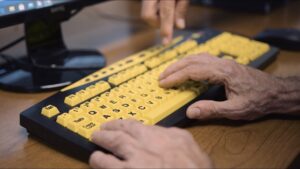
left=20, top=29, right=279, bottom=162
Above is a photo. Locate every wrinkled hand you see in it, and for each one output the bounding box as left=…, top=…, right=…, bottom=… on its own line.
left=141, top=0, right=189, bottom=45
left=159, top=53, right=285, bottom=120
left=89, top=120, right=212, bottom=168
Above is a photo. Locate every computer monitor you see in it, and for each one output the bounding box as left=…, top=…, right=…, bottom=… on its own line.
left=0, top=0, right=106, bottom=92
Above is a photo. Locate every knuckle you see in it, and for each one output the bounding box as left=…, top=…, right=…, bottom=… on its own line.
left=161, top=5, right=174, bottom=15
left=193, top=53, right=211, bottom=64
left=222, top=59, right=238, bottom=74
left=207, top=102, right=220, bottom=117
left=110, top=132, right=126, bottom=147
left=218, top=61, right=239, bottom=83
left=125, top=120, right=145, bottom=136
left=125, top=119, right=137, bottom=127
left=119, top=119, right=137, bottom=128
left=128, top=119, right=145, bottom=131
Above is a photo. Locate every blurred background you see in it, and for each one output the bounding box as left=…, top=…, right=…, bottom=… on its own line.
left=0, top=0, right=299, bottom=65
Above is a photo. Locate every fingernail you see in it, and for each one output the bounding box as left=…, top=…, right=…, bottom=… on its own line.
left=162, top=37, right=170, bottom=45
left=176, top=19, right=185, bottom=29
left=188, top=108, right=201, bottom=118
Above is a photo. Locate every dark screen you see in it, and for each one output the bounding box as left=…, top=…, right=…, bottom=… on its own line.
left=0, top=0, right=73, bottom=16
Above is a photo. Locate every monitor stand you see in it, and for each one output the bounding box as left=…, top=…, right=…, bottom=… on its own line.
left=0, top=17, right=106, bottom=93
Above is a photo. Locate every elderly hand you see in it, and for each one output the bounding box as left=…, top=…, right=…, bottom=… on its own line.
left=159, top=53, right=287, bottom=120
left=89, top=120, right=212, bottom=169
left=141, top=0, right=189, bottom=45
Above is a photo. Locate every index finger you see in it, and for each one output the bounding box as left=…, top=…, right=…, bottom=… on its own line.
left=159, top=55, right=197, bottom=81
left=160, top=0, right=176, bottom=45
left=159, top=54, right=213, bottom=82
left=159, top=55, right=229, bottom=88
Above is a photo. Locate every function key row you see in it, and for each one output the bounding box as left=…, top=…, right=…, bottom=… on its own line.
left=64, top=81, right=111, bottom=107
left=60, top=36, right=185, bottom=92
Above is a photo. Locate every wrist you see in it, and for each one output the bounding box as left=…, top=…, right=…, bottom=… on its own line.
left=266, top=76, right=300, bottom=115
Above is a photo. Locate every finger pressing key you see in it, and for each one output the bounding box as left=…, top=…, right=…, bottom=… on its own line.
left=160, top=0, right=176, bottom=45
left=158, top=55, right=200, bottom=81
left=159, top=67, right=191, bottom=88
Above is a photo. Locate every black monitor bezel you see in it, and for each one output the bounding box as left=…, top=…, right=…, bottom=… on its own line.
left=0, top=0, right=101, bottom=28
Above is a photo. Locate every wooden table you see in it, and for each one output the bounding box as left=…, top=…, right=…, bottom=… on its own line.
left=0, top=1, right=299, bottom=168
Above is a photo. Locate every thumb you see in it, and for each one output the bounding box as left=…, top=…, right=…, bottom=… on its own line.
left=186, top=100, right=237, bottom=120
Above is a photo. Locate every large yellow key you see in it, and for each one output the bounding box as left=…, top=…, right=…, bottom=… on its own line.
left=94, top=81, right=111, bottom=92
left=144, top=57, right=163, bottom=68
left=98, top=113, right=115, bottom=122
left=126, top=110, right=142, bottom=119
left=41, top=105, right=60, bottom=118
left=83, top=110, right=105, bottom=122
left=156, top=50, right=178, bottom=63
left=60, top=37, right=184, bottom=92
left=66, top=116, right=89, bottom=133
left=143, top=90, right=197, bottom=124
left=135, top=116, right=151, bottom=125
left=69, top=107, right=83, bottom=118
left=56, top=113, right=72, bottom=127
left=236, top=57, right=250, bottom=65
left=77, top=121, right=101, bottom=140
left=64, top=94, right=81, bottom=107
left=108, top=65, right=147, bottom=85
left=76, top=89, right=90, bottom=102
left=80, top=101, right=95, bottom=112
left=175, top=40, right=198, bottom=54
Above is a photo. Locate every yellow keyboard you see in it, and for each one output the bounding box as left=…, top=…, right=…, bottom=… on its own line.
left=20, top=29, right=278, bottom=161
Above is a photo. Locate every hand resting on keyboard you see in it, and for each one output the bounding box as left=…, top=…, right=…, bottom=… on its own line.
left=159, top=53, right=300, bottom=120
left=89, top=119, right=213, bottom=169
